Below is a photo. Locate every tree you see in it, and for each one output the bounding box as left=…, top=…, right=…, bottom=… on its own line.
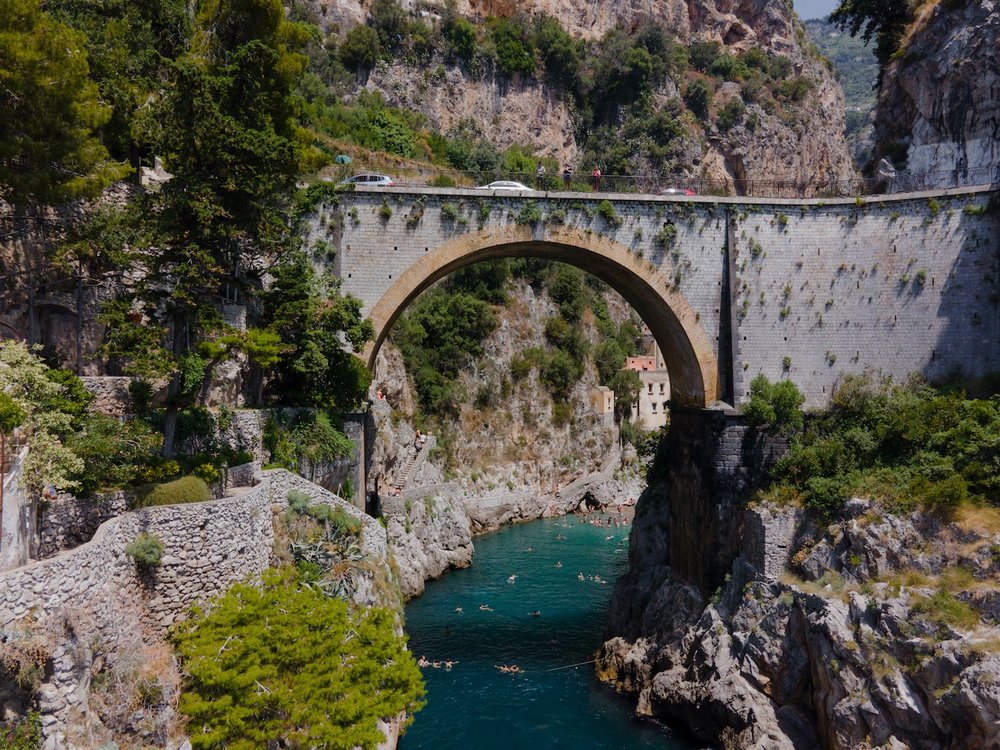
left=45, top=0, right=192, bottom=165
left=172, top=568, right=425, bottom=750
left=607, top=368, right=641, bottom=422
left=0, top=0, right=122, bottom=206
left=743, top=374, right=805, bottom=434
left=0, top=341, right=86, bottom=491
left=830, top=0, right=914, bottom=66
left=258, top=250, right=372, bottom=409
left=102, top=0, right=312, bottom=455
left=340, top=23, right=381, bottom=71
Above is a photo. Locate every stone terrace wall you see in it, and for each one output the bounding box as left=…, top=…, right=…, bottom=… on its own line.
left=36, top=490, right=130, bottom=559
left=0, top=468, right=390, bottom=746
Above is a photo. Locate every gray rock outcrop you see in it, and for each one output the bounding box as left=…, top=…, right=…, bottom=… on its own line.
left=600, top=484, right=1000, bottom=748
left=874, top=1, right=1000, bottom=186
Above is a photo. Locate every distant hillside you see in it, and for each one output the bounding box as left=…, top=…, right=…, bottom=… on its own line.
left=804, top=18, right=878, bottom=166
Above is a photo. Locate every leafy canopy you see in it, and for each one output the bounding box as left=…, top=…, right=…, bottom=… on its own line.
left=172, top=568, right=425, bottom=750
left=0, top=0, right=123, bottom=205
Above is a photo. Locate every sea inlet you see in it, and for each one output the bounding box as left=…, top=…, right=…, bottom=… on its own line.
left=400, top=513, right=698, bottom=749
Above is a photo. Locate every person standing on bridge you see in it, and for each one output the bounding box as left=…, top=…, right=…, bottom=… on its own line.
left=562, top=165, right=573, bottom=190
left=591, top=167, right=601, bottom=192
left=535, top=161, right=546, bottom=189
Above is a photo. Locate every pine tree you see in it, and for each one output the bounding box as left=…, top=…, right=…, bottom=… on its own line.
left=172, top=568, right=425, bottom=749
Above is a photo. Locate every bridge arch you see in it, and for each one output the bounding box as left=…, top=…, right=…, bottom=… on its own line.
left=362, top=225, right=719, bottom=408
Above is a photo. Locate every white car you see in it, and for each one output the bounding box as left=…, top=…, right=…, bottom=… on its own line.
left=476, top=180, right=533, bottom=191
left=337, top=173, right=396, bottom=187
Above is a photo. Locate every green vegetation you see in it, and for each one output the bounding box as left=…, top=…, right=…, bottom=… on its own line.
left=743, top=374, right=805, bottom=434
left=125, top=533, right=165, bottom=571
left=764, top=373, right=1000, bottom=518
left=393, top=279, right=498, bottom=417
left=263, top=411, right=354, bottom=477
left=597, top=200, right=622, bottom=227
left=0, top=712, right=41, bottom=750
left=135, top=476, right=212, bottom=508
left=830, top=0, right=914, bottom=67
left=172, top=568, right=424, bottom=750
left=171, top=486, right=422, bottom=747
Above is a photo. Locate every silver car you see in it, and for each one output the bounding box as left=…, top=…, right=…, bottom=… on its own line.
left=337, top=173, right=397, bottom=187
left=476, top=180, right=533, bottom=191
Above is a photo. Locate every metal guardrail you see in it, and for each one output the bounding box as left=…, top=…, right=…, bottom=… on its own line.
left=344, top=165, right=1000, bottom=199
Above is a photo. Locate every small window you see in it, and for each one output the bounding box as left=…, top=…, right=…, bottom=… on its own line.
left=662, top=401, right=668, bottom=412
left=659, top=383, right=665, bottom=394
left=651, top=403, right=657, bottom=413
left=647, top=384, right=653, bottom=394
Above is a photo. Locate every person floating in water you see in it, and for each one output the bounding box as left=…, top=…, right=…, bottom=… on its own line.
left=418, top=655, right=430, bottom=668
left=479, top=603, right=492, bottom=611
left=507, top=574, right=517, bottom=584
left=454, top=606, right=463, bottom=613
left=555, top=561, right=562, bottom=568
left=444, top=660, right=457, bottom=669
left=529, top=610, right=541, bottom=617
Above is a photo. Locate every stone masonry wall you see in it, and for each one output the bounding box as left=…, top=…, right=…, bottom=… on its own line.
left=332, top=186, right=1000, bottom=408
left=0, top=468, right=389, bottom=746
left=36, top=490, right=130, bottom=559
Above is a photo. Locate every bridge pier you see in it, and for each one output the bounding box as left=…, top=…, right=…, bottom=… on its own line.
left=666, top=407, right=787, bottom=591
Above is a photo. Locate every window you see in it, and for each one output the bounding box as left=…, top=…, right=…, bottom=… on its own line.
left=659, top=383, right=665, bottom=394
left=651, top=402, right=657, bottom=412
left=647, top=383, right=653, bottom=394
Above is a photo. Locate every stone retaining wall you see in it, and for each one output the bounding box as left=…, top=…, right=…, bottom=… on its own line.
left=0, top=468, right=390, bottom=748
left=36, top=490, right=130, bottom=559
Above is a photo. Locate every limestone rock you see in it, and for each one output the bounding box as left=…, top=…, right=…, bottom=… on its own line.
left=600, top=494, right=1000, bottom=748
left=874, top=1, right=1000, bottom=185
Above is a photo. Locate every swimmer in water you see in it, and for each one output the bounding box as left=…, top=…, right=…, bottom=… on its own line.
left=578, top=572, right=585, bottom=581
left=529, top=610, right=541, bottom=617
left=455, top=606, right=463, bottom=613
left=555, top=561, right=562, bottom=568
left=508, top=574, right=517, bottom=584
left=479, top=604, right=492, bottom=611
left=418, top=655, right=430, bottom=667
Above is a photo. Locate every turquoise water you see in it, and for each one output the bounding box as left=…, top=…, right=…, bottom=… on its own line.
left=399, top=514, right=697, bottom=749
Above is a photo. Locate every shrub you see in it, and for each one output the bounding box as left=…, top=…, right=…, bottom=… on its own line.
left=135, top=475, right=212, bottom=507
left=515, top=202, right=542, bottom=225
left=684, top=80, right=712, bottom=119
left=441, top=201, right=459, bottom=221
left=287, top=490, right=311, bottom=515
left=428, top=174, right=456, bottom=187
left=655, top=223, right=677, bottom=248
left=172, top=569, right=425, bottom=750
left=126, top=533, right=164, bottom=571
left=743, top=374, right=804, bottom=433
left=0, top=712, right=41, bottom=750
left=0, top=391, right=26, bottom=433
left=597, top=199, right=622, bottom=227
left=378, top=201, right=393, bottom=221
left=66, top=414, right=161, bottom=494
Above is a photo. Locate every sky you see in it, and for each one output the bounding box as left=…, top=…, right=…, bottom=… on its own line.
left=793, top=0, right=839, bottom=20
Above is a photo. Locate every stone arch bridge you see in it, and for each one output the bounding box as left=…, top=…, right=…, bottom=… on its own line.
left=312, top=185, right=1000, bottom=588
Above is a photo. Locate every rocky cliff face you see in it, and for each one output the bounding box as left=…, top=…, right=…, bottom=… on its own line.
left=324, top=0, right=855, bottom=187
left=874, top=1, right=1000, bottom=185
left=600, top=487, right=1000, bottom=748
